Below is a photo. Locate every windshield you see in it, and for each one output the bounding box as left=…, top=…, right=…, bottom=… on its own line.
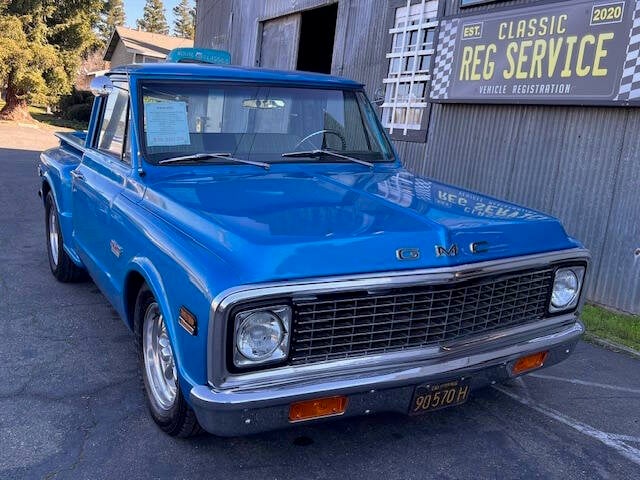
left=139, top=82, right=395, bottom=165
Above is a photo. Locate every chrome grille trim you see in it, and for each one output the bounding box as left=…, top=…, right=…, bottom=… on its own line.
left=289, top=268, right=554, bottom=365
left=208, top=248, right=591, bottom=389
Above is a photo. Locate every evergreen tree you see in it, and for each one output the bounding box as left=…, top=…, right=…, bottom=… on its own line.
left=0, top=0, right=102, bottom=121
left=98, top=0, right=126, bottom=44
left=173, top=0, right=195, bottom=39
left=136, top=0, right=169, bottom=35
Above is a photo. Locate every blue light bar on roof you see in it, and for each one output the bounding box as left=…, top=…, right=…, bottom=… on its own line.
left=166, top=48, right=231, bottom=65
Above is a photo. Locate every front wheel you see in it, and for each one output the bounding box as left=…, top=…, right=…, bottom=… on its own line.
left=135, top=285, right=202, bottom=437
left=44, top=191, right=85, bottom=282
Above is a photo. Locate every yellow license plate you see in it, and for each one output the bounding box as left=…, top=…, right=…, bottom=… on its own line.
left=409, top=378, right=471, bottom=415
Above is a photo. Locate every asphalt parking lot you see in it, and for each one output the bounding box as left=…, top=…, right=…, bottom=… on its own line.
left=1, top=123, right=639, bottom=479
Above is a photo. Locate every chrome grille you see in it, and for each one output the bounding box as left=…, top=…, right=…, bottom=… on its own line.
left=289, top=268, right=554, bottom=365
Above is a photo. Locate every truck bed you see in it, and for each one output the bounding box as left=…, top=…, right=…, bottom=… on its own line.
left=54, top=130, right=87, bottom=155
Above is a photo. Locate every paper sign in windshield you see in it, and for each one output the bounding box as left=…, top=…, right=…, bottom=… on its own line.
left=144, top=101, right=190, bottom=147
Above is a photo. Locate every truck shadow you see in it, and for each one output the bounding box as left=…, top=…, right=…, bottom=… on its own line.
left=181, top=388, right=509, bottom=474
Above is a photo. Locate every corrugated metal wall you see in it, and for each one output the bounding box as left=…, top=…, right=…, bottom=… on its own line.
left=196, top=0, right=640, bottom=314
left=410, top=103, right=640, bottom=313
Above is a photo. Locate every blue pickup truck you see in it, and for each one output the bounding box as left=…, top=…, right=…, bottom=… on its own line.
left=39, top=60, right=590, bottom=437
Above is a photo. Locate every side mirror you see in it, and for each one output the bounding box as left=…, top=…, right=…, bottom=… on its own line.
left=90, top=76, right=114, bottom=97
left=372, top=86, right=386, bottom=106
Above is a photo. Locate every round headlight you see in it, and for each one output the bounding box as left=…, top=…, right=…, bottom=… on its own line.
left=236, top=311, right=284, bottom=361
left=551, top=269, right=579, bottom=309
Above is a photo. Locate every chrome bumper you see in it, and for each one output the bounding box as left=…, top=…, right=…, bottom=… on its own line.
left=190, top=320, right=584, bottom=436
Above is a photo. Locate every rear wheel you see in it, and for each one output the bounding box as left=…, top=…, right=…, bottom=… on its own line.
left=44, top=191, right=85, bottom=282
left=134, top=285, right=202, bottom=437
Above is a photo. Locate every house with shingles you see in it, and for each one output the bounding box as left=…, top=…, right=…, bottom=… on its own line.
left=104, top=26, right=193, bottom=67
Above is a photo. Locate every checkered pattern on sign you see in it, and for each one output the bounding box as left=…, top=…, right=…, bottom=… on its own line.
left=616, top=2, right=640, bottom=101
left=430, top=18, right=459, bottom=100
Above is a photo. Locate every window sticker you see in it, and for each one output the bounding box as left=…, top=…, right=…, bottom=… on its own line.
left=144, top=101, right=191, bottom=146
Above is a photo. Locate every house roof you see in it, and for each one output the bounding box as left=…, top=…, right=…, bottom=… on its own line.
left=104, top=26, right=194, bottom=61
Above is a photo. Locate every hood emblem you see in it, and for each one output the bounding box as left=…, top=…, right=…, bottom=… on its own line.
left=435, top=244, right=458, bottom=257
left=396, top=248, right=420, bottom=261
left=470, top=241, right=489, bottom=254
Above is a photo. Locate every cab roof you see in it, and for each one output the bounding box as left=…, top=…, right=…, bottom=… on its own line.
left=109, top=63, right=363, bottom=89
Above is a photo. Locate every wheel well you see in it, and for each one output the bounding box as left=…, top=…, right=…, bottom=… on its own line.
left=124, top=271, right=146, bottom=331
left=42, top=180, right=51, bottom=205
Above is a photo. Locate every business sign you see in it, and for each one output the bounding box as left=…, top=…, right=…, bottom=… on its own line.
left=431, top=0, right=640, bottom=104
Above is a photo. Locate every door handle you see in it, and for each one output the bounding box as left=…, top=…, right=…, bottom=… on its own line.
left=71, top=170, right=85, bottom=181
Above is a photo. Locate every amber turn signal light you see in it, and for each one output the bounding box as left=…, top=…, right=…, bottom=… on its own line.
left=178, top=306, right=197, bottom=335
left=289, top=396, right=348, bottom=422
left=512, top=351, right=548, bottom=375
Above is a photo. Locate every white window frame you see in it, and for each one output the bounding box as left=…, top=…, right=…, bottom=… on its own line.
left=382, top=0, right=439, bottom=138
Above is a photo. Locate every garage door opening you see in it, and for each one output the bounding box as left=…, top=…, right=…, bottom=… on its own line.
left=296, top=3, right=338, bottom=74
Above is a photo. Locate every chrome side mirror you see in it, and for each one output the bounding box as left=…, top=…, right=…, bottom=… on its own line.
left=90, top=76, right=114, bottom=97
left=372, top=86, right=386, bottom=106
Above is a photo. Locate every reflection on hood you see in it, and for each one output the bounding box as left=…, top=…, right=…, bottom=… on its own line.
left=143, top=167, right=574, bottom=282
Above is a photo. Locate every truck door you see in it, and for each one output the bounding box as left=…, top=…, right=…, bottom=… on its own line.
left=71, top=81, right=131, bottom=300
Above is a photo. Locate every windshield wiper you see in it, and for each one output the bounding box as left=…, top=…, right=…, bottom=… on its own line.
left=158, top=152, right=270, bottom=169
left=281, top=149, right=374, bottom=168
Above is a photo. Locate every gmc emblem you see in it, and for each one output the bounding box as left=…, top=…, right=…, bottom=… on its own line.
left=396, top=248, right=421, bottom=261
left=435, top=244, right=458, bottom=257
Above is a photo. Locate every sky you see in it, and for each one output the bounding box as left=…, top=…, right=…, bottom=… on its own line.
left=123, top=0, right=192, bottom=31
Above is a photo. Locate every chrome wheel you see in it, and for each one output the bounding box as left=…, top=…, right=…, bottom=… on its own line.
left=143, top=303, right=177, bottom=411
left=48, top=206, right=59, bottom=266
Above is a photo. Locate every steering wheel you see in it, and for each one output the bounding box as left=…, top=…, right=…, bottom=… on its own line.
left=294, top=129, right=347, bottom=150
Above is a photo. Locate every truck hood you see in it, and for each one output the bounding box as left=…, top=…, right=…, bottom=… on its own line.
left=142, top=168, right=577, bottom=283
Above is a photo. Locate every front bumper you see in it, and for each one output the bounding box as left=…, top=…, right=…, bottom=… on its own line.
left=190, top=319, right=584, bottom=436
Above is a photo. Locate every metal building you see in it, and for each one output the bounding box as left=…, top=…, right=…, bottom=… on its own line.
left=195, top=0, right=640, bottom=314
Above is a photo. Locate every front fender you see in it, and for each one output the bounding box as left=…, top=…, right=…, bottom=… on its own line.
left=124, top=256, right=208, bottom=398
left=126, top=257, right=170, bottom=328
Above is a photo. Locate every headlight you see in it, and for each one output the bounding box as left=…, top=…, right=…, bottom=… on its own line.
left=233, top=305, right=291, bottom=367
left=550, top=267, right=585, bottom=312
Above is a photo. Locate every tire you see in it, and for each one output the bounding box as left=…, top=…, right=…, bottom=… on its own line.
left=44, top=191, right=86, bottom=282
left=134, top=284, right=202, bottom=438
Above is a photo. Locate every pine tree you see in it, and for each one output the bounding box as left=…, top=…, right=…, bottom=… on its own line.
left=172, top=0, right=195, bottom=39
left=0, top=0, right=102, bottom=121
left=136, top=0, right=169, bottom=35
left=98, top=0, right=126, bottom=44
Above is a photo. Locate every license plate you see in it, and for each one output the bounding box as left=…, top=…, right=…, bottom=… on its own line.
left=409, top=378, right=471, bottom=415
